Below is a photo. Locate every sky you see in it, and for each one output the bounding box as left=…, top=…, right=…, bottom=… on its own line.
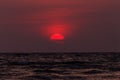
left=0, top=0, right=120, bottom=52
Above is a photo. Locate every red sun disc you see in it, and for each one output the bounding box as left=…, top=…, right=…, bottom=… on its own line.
left=50, top=33, right=64, bottom=41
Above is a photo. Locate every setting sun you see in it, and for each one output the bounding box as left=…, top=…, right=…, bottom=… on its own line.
left=50, top=33, right=64, bottom=41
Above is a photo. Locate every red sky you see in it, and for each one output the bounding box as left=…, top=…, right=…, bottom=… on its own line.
left=0, top=0, right=120, bottom=52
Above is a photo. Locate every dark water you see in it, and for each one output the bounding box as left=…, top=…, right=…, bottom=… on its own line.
left=0, top=53, right=120, bottom=80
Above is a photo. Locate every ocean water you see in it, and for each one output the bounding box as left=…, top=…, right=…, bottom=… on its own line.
left=0, top=53, right=120, bottom=80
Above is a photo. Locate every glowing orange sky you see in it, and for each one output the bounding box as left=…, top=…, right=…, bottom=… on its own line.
left=0, top=0, right=120, bottom=52
left=1, top=0, right=119, bottom=39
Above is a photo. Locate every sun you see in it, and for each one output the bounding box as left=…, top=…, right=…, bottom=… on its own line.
left=50, top=33, right=64, bottom=41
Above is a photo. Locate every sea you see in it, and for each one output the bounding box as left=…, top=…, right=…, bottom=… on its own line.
left=0, top=53, right=120, bottom=80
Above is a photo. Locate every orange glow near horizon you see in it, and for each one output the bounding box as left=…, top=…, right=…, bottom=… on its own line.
left=47, top=24, right=68, bottom=35
left=10, top=0, right=119, bottom=41
left=40, top=23, right=71, bottom=40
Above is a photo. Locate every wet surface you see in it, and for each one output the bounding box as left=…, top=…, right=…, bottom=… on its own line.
left=0, top=53, right=120, bottom=80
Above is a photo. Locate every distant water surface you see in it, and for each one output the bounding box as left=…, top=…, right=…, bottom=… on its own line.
left=0, top=53, right=120, bottom=80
